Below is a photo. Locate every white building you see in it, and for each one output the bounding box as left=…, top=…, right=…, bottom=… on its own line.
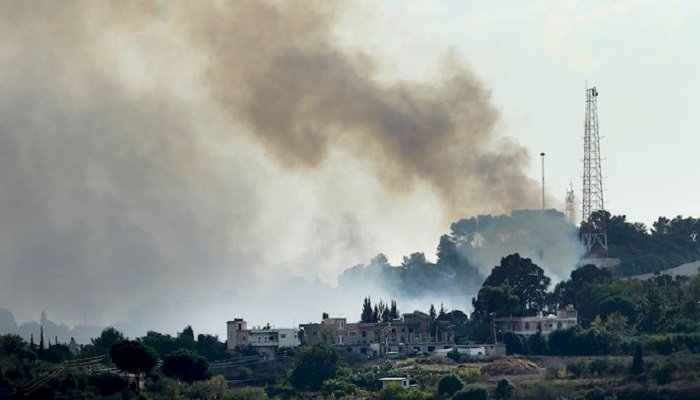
left=226, top=318, right=300, bottom=356
left=494, top=305, right=578, bottom=337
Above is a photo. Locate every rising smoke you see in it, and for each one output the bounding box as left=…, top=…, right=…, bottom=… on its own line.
left=0, top=0, right=559, bottom=337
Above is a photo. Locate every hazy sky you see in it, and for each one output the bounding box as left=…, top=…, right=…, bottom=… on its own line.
left=0, top=0, right=697, bottom=336
left=337, top=0, right=699, bottom=227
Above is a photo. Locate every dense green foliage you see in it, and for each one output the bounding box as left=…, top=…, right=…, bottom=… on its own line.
left=494, top=378, right=514, bottom=398
left=110, top=340, right=159, bottom=376
left=452, top=387, right=489, bottom=400
left=162, top=349, right=210, bottom=383
left=586, top=211, right=700, bottom=277
left=437, top=374, right=464, bottom=397
left=289, top=343, right=343, bottom=391
left=483, top=254, right=551, bottom=312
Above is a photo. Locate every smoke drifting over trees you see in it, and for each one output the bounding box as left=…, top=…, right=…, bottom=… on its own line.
left=339, top=210, right=583, bottom=312
left=0, top=0, right=553, bottom=334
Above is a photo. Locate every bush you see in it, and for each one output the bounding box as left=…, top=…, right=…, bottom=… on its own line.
left=452, top=387, right=489, bottom=400
left=87, top=372, right=128, bottom=396
left=652, top=362, right=677, bottom=385
left=321, top=378, right=359, bottom=398
left=456, top=367, right=481, bottom=383
left=437, top=374, right=464, bottom=397
left=378, top=386, right=432, bottom=400
left=494, top=378, right=514, bottom=398
left=588, top=359, right=610, bottom=376
left=510, top=381, right=573, bottom=400
left=289, top=343, right=343, bottom=391
left=264, top=382, right=296, bottom=399
left=503, top=333, right=526, bottom=355
left=228, top=387, right=269, bottom=400
left=566, top=361, right=588, bottom=378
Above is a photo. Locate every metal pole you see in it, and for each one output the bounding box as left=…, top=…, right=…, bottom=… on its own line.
left=540, top=152, right=545, bottom=209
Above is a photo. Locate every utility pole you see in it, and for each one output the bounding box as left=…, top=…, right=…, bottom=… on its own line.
left=540, top=152, right=546, bottom=210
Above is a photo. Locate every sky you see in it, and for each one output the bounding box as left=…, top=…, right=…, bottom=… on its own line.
left=338, top=0, right=699, bottom=226
left=0, top=0, right=697, bottom=337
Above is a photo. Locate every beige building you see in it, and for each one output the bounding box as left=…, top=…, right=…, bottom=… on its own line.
left=226, top=318, right=300, bottom=356
left=494, top=305, right=578, bottom=337
left=379, top=377, right=410, bottom=389
left=299, top=311, right=454, bottom=357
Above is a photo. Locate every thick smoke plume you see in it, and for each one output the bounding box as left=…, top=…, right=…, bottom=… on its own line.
left=0, top=0, right=547, bottom=336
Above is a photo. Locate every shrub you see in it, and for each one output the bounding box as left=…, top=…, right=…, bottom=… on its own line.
left=437, top=374, right=464, bottom=397
left=566, top=361, right=588, bottom=378
left=652, top=362, right=677, bottom=385
left=289, top=343, right=343, bottom=391
left=87, top=373, right=129, bottom=397
left=456, top=367, right=481, bottom=383
left=378, top=386, right=432, bottom=400
left=494, top=378, right=514, bottom=398
left=321, top=378, right=359, bottom=398
left=588, top=359, right=610, bottom=376
left=503, top=333, right=526, bottom=355
left=452, top=387, right=489, bottom=400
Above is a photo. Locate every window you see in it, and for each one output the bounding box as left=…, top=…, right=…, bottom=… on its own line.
left=336, top=321, right=345, bottom=330
left=524, top=323, right=530, bottom=330
left=362, top=331, right=367, bottom=337
left=337, top=335, right=344, bottom=344
left=281, top=334, right=286, bottom=339
left=556, top=322, right=562, bottom=329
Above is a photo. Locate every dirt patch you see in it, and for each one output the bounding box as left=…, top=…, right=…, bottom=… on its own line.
left=481, top=357, right=541, bottom=376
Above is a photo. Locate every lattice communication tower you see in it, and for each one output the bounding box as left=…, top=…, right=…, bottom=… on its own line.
left=581, top=86, right=607, bottom=255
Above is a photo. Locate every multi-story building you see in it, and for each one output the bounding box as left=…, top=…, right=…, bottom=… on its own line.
left=299, top=311, right=454, bottom=357
left=226, top=318, right=300, bottom=356
left=494, top=305, right=578, bottom=337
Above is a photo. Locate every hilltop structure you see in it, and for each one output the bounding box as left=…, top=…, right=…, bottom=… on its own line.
left=493, top=305, right=578, bottom=337
left=226, top=318, right=301, bottom=356
left=299, top=311, right=454, bottom=357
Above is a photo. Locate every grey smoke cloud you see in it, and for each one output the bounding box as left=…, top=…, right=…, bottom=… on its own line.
left=0, top=0, right=545, bottom=334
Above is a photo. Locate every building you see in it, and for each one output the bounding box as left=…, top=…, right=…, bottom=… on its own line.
left=494, top=305, right=578, bottom=337
left=299, top=311, right=454, bottom=357
left=226, top=318, right=301, bottom=356
left=455, top=343, right=506, bottom=360
left=379, top=377, right=410, bottom=389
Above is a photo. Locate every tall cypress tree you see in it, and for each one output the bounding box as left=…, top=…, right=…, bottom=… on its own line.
left=39, top=326, right=45, bottom=353
left=632, top=344, right=644, bottom=374
left=389, top=300, right=399, bottom=320
left=361, top=297, right=374, bottom=323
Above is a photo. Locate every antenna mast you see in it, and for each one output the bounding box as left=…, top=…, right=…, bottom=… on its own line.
left=581, top=86, right=607, bottom=256
left=540, top=152, right=546, bottom=210
left=565, top=184, right=575, bottom=225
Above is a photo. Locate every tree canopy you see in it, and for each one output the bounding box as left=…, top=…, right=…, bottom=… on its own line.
left=289, top=343, right=343, bottom=391
left=483, top=253, right=550, bottom=312
left=109, top=340, right=158, bottom=376
left=162, top=349, right=210, bottom=383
